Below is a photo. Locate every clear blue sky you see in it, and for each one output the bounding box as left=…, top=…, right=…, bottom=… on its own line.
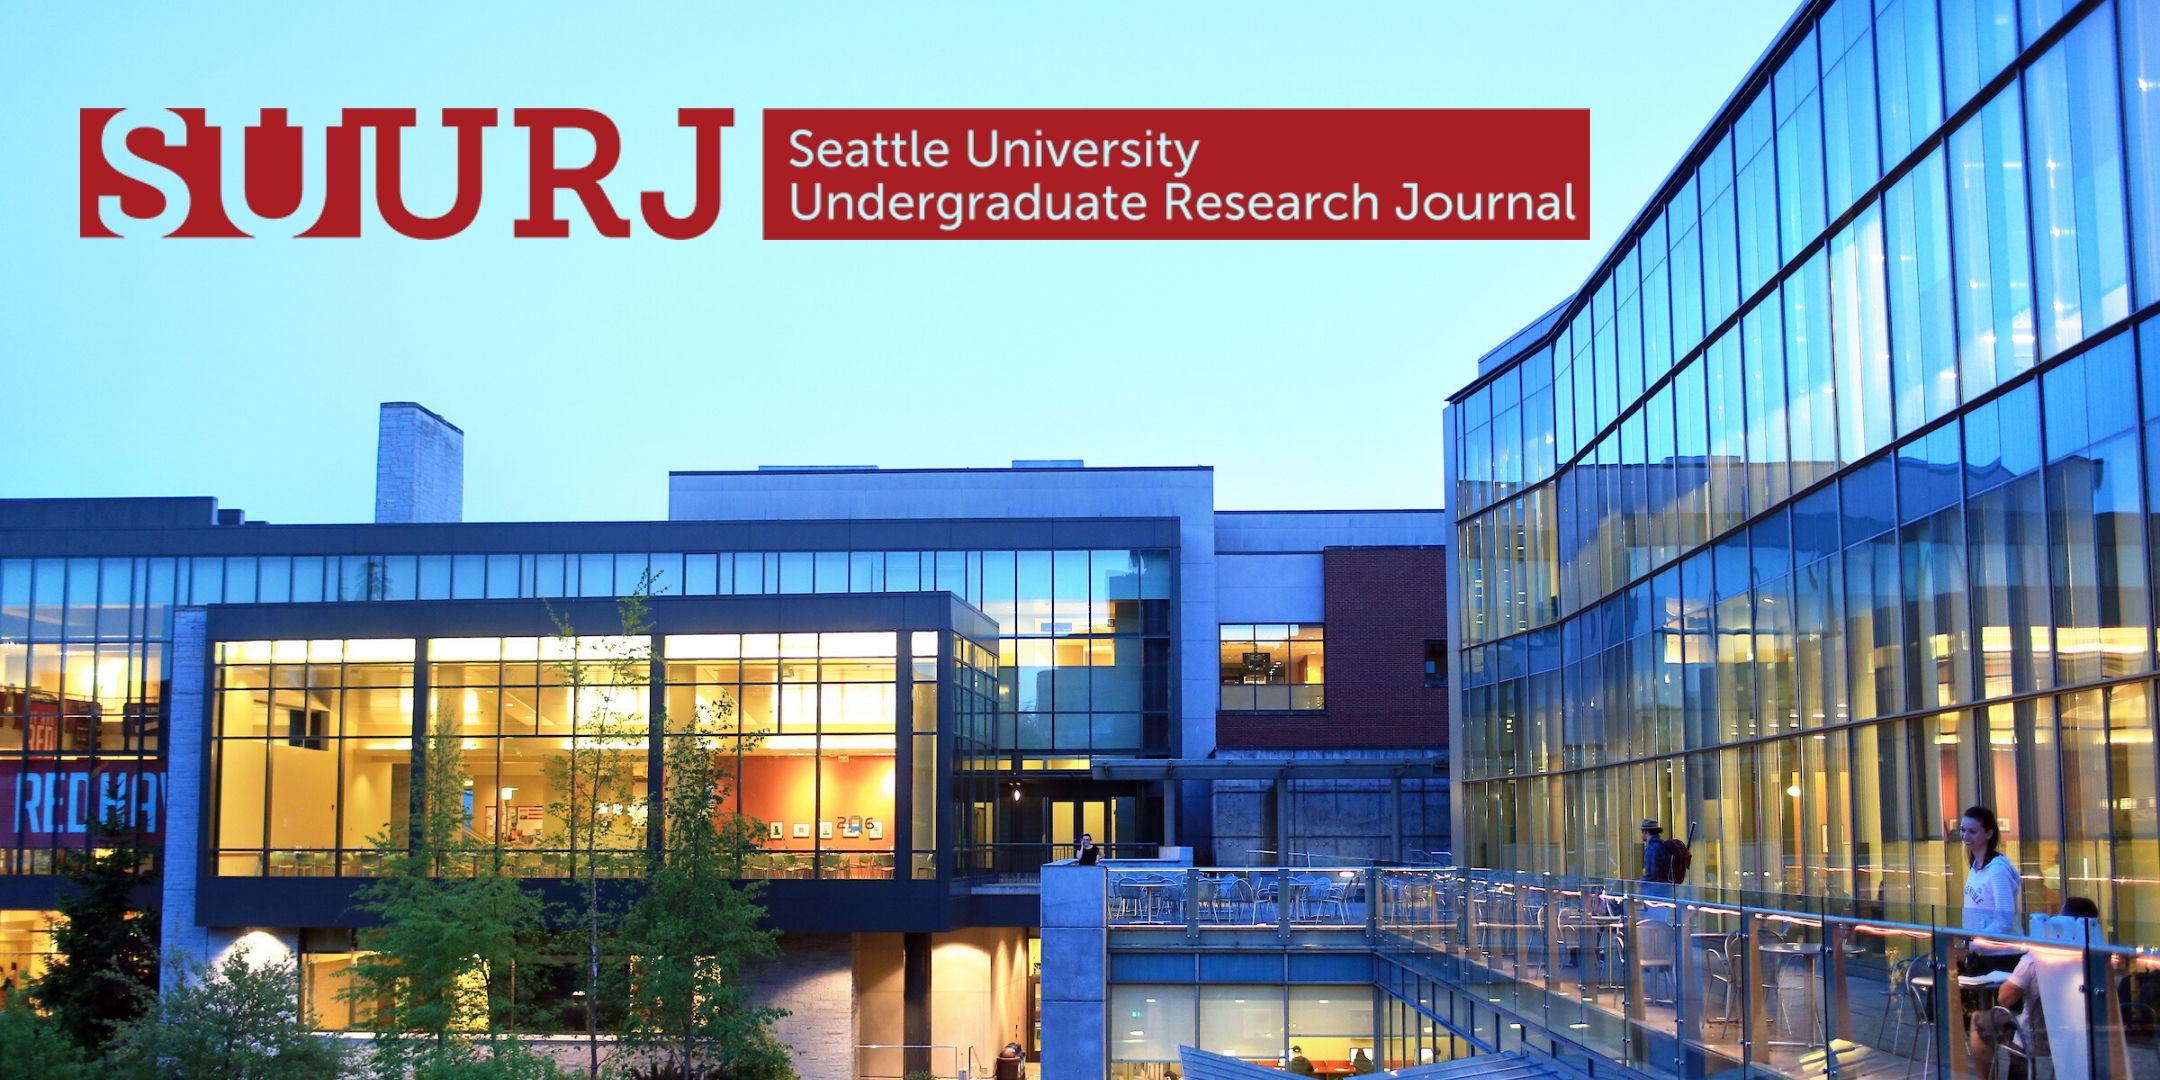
left=0, top=2, right=1796, bottom=524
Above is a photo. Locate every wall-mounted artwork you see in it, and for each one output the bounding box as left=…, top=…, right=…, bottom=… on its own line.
left=865, top=818, right=883, bottom=841
left=792, top=823, right=810, bottom=839
left=843, top=815, right=863, bottom=838
left=768, top=821, right=785, bottom=840
left=818, top=821, right=834, bottom=840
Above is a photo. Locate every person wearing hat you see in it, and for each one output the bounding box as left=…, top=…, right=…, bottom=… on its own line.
left=1639, top=819, right=1671, bottom=887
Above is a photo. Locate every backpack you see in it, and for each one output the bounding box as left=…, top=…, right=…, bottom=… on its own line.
left=1659, top=838, right=1692, bottom=884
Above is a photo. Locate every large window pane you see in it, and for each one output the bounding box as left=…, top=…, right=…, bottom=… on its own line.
left=2025, top=12, right=2133, bottom=358
left=2126, top=0, right=2160, bottom=308
left=1777, top=32, right=1828, bottom=261
left=1876, top=0, right=1945, bottom=161
left=1949, top=88, right=2036, bottom=396
left=1110, top=986, right=1194, bottom=1063
left=1830, top=206, right=1893, bottom=462
left=1199, top=986, right=1285, bottom=1061
left=1886, top=149, right=1959, bottom=431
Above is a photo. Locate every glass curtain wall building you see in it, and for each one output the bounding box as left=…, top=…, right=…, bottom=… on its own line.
left=1447, top=0, right=2160, bottom=938
left=0, top=540, right=1166, bottom=880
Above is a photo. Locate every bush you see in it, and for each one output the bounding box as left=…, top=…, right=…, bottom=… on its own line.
left=104, top=950, right=345, bottom=1080
left=0, top=989, right=89, bottom=1080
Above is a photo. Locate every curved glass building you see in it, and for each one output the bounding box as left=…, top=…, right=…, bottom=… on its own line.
left=1447, top=0, right=2160, bottom=939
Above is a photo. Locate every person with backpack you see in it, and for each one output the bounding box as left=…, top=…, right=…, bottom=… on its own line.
left=1639, top=818, right=1692, bottom=895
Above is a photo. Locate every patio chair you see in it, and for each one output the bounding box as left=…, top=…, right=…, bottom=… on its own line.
left=1901, top=956, right=1939, bottom=1080
left=1211, top=875, right=1257, bottom=923
left=1877, top=955, right=1915, bottom=1048
left=1632, top=917, right=1677, bottom=1003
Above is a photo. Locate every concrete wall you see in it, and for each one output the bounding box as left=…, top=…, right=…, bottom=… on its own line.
left=1208, top=751, right=1452, bottom=867
left=1037, top=864, right=1105, bottom=1080
left=1213, top=510, right=1449, bottom=553
left=1216, top=553, right=1321, bottom=623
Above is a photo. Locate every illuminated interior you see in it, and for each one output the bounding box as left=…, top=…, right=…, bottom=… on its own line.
left=213, top=630, right=965, bottom=881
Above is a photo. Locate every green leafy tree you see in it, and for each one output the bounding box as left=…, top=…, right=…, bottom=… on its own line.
left=613, top=697, right=790, bottom=1080
left=104, top=950, right=346, bottom=1080
left=344, top=723, right=545, bottom=1079
left=0, top=988, right=89, bottom=1080
left=545, top=586, right=657, bottom=1077
left=34, top=819, right=158, bottom=1054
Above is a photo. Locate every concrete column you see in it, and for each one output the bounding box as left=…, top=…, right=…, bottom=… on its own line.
left=905, top=931, right=932, bottom=1076
left=1037, top=864, right=1105, bottom=1080
left=158, top=607, right=210, bottom=989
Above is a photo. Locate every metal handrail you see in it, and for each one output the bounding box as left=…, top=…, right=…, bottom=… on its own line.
left=1370, top=865, right=2159, bottom=1080
left=855, top=1042, right=962, bottom=1080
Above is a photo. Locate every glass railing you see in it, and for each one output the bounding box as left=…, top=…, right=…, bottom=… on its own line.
left=1371, top=867, right=2160, bottom=1080
left=963, top=842, right=1162, bottom=878
left=1105, top=866, right=1371, bottom=930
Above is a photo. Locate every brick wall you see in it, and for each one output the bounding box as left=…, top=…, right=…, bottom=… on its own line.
left=1216, top=546, right=1448, bottom=749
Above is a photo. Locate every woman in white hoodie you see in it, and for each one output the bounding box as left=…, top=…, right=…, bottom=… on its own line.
left=1960, top=804, right=2023, bottom=975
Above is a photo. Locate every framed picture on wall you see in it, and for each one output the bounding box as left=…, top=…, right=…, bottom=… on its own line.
left=818, top=821, right=834, bottom=840
left=844, top=816, right=863, bottom=838
left=865, top=818, right=883, bottom=841
left=792, top=823, right=810, bottom=839
left=768, top=821, right=784, bottom=840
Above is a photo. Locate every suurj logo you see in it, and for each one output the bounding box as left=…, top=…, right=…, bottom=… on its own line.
left=80, top=107, right=735, bottom=239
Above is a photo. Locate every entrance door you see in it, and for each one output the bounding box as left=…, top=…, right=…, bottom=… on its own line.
left=1044, top=796, right=1138, bottom=858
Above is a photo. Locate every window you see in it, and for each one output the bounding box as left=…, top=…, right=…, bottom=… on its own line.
left=1219, top=625, right=1323, bottom=711
left=1424, top=641, right=1449, bottom=688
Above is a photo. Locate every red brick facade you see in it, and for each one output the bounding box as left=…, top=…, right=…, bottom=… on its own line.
left=1215, top=546, right=1449, bottom=749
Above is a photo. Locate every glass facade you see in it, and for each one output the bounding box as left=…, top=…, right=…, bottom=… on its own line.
left=212, top=628, right=987, bottom=881
left=1448, top=0, right=2160, bottom=938
left=0, top=539, right=1168, bottom=875
left=1106, top=982, right=1374, bottom=1076
left=0, top=557, right=169, bottom=873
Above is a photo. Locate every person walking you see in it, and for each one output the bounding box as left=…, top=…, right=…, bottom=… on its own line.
left=1639, top=819, right=1672, bottom=885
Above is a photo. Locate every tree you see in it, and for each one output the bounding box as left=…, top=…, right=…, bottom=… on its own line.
left=544, top=587, right=656, bottom=1077
left=34, top=818, right=158, bottom=1055
left=614, top=697, right=790, bottom=1080
left=0, top=988, right=89, bottom=1080
left=104, top=950, right=346, bottom=1080
left=343, top=722, right=546, bottom=1080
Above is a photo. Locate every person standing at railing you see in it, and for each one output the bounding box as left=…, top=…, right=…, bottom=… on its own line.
left=1960, top=805, right=2024, bottom=975
left=1075, top=833, right=1101, bottom=866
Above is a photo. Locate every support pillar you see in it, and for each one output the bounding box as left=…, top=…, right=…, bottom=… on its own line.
left=904, top=931, right=932, bottom=1075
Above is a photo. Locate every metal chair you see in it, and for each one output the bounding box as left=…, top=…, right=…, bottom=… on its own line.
left=1703, top=947, right=1739, bottom=1034
left=1878, top=955, right=1915, bottom=1049
left=1214, top=874, right=1258, bottom=923
left=1634, top=917, right=1678, bottom=1004
left=1902, top=957, right=1939, bottom=1080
